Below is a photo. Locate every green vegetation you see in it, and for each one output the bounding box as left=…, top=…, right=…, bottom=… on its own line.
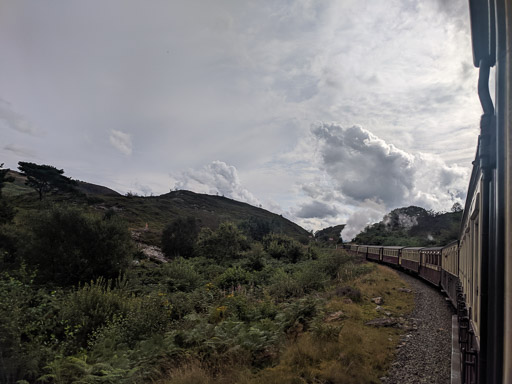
left=161, top=217, right=200, bottom=258
left=18, top=162, right=78, bottom=200
left=15, top=206, right=133, bottom=286
left=0, top=163, right=416, bottom=383
left=353, top=205, right=462, bottom=246
left=315, top=224, right=345, bottom=245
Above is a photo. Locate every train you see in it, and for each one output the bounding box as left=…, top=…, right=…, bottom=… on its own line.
left=344, top=240, right=492, bottom=384
left=342, top=2, right=512, bottom=383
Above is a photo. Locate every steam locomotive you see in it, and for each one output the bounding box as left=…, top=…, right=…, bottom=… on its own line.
left=347, top=1, right=511, bottom=383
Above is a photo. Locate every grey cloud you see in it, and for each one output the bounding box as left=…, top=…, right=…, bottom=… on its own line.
left=312, top=123, right=415, bottom=207
left=4, top=143, right=37, bottom=158
left=294, top=201, right=339, bottom=219
left=109, top=130, right=132, bottom=155
left=175, top=161, right=261, bottom=207
left=0, top=99, right=37, bottom=135
left=307, top=122, right=469, bottom=237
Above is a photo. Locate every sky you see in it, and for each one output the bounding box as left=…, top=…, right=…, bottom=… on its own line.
left=0, top=0, right=484, bottom=240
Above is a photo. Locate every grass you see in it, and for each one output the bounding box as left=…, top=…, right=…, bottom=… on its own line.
left=245, top=265, right=413, bottom=384
left=159, top=264, right=414, bottom=384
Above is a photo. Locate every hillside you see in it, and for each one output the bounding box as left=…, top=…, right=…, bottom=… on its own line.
left=352, top=206, right=462, bottom=246
left=4, top=171, right=310, bottom=245
left=315, top=224, right=345, bottom=243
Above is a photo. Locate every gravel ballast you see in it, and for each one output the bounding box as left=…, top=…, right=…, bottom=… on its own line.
left=381, top=270, right=455, bottom=384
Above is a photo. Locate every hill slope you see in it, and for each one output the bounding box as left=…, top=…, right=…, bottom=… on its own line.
left=97, top=190, right=310, bottom=244
left=352, top=206, right=462, bottom=246
left=4, top=171, right=309, bottom=245
left=315, top=224, right=345, bottom=243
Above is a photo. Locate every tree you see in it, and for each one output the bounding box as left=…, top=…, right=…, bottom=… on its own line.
left=18, top=162, right=77, bottom=200
left=451, top=202, right=463, bottom=213
left=0, top=164, right=15, bottom=224
left=161, top=217, right=200, bottom=258
left=0, top=163, right=15, bottom=198
left=17, top=205, right=133, bottom=286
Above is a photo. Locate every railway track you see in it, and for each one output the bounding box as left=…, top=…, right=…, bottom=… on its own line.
left=382, top=270, right=454, bottom=384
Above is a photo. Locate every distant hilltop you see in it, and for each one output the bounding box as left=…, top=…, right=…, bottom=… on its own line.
left=351, top=205, right=462, bottom=247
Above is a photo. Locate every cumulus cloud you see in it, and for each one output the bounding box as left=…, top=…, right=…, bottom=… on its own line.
left=292, top=122, right=470, bottom=240
left=311, top=122, right=468, bottom=210
left=294, top=200, right=339, bottom=219
left=0, top=99, right=37, bottom=135
left=175, top=161, right=261, bottom=207
left=109, top=130, right=132, bottom=155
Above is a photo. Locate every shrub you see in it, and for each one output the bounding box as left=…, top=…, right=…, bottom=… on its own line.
left=59, top=278, right=131, bottom=350
left=216, top=266, right=253, bottom=290
left=266, top=268, right=302, bottom=299
left=0, top=269, right=60, bottom=383
left=196, top=222, right=249, bottom=262
left=161, top=217, right=199, bottom=258
left=263, top=234, right=304, bottom=263
left=17, top=205, right=133, bottom=286
left=335, top=285, right=362, bottom=302
left=163, top=258, right=203, bottom=292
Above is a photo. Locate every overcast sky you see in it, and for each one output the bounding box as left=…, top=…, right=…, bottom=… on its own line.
left=0, top=0, right=483, bottom=239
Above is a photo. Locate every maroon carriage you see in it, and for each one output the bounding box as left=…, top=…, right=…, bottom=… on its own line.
left=419, top=247, right=442, bottom=286
left=400, top=247, right=423, bottom=273
left=381, top=246, right=404, bottom=266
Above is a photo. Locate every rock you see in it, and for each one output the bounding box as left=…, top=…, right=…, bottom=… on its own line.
left=398, top=288, right=412, bottom=293
left=325, top=310, right=345, bottom=322
left=371, top=296, right=384, bottom=305
left=342, top=297, right=353, bottom=304
left=385, top=311, right=392, bottom=317
left=376, top=305, right=383, bottom=311
left=365, top=317, right=399, bottom=327
left=136, top=243, right=168, bottom=263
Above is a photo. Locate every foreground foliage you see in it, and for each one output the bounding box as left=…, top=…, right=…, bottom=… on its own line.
left=0, top=200, right=414, bottom=384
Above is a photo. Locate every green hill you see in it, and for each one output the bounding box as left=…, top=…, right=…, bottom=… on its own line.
left=352, top=206, right=462, bottom=246
left=315, top=224, right=345, bottom=243
left=4, top=171, right=310, bottom=245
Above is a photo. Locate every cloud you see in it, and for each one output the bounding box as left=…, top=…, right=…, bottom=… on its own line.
left=0, top=99, right=37, bottom=135
left=311, top=122, right=468, bottom=210
left=311, top=123, right=415, bottom=207
left=175, top=161, right=261, bottom=207
left=294, top=200, right=339, bottom=219
left=109, top=130, right=132, bottom=155
left=3, top=143, right=37, bottom=158
left=287, top=122, right=470, bottom=239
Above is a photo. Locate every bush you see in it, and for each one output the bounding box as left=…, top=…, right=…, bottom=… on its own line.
left=263, top=234, right=304, bottom=263
left=17, top=205, right=133, bottom=286
left=163, top=258, right=203, bottom=292
left=196, top=222, right=249, bottom=262
left=216, top=266, right=253, bottom=290
left=0, top=269, right=60, bottom=383
left=161, top=217, right=199, bottom=258
left=335, top=285, right=362, bottom=302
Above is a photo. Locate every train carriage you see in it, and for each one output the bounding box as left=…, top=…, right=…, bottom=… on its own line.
left=381, top=246, right=404, bottom=266
left=367, top=245, right=382, bottom=262
left=356, top=245, right=368, bottom=259
left=400, top=247, right=423, bottom=273
left=419, top=247, right=442, bottom=286
left=348, top=243, right=359, bottom=256
left=440, top=241, right=459, bottom=307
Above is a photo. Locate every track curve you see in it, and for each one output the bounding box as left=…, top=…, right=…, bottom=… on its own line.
left=381, top=270, right=454, bottom=384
